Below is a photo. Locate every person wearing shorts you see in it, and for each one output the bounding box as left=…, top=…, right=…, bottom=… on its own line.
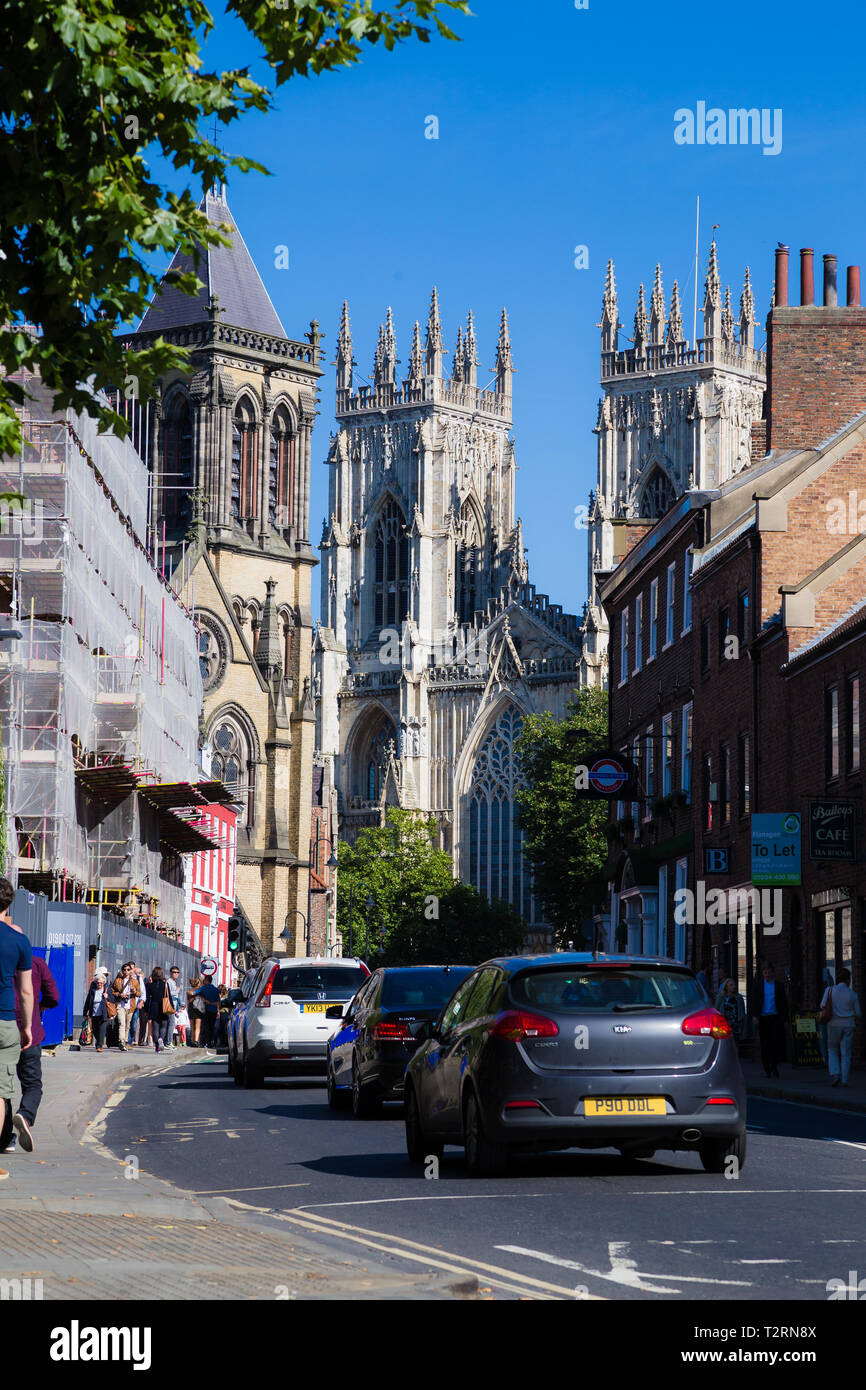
left=0, top=876, right=34, bottom=1180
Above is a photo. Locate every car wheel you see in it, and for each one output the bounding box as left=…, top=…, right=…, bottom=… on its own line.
left=327, top=1062, right=349, bottom=1109
left=463, top=1090, right=508, bottom=1178
left=699, top=1129, right=746, bottom=1174
left=405, top=1083, right=442, bottom=1165
left=351, top=1058, right=380, bottom=1118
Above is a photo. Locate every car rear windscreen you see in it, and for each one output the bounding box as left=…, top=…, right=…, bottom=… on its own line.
left=272, top=966, right=367, bottom=1001
left=511, top=967, right=703, bottom=1013
left=380, top=967, right=473, bottom=1010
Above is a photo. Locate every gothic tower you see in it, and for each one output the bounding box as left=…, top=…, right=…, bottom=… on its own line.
left=316, top=296, right=582, bottom=943
left=579, top=245, right=766, bottom=686
left=125, top=185, right=323, bottom=957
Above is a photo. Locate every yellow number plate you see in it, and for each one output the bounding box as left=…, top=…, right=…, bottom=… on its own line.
left=300, top=1002, right=331, bottom=1013
left=584, top=1096, right=666, bottom=1116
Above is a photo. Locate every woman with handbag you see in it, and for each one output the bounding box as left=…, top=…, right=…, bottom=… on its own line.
left=83, top=966, right=112, bottom=1051
left=187, top=976, right=204, bottom=1047
left=146, top=967, right=174, bottom=1053
left=820, top=967, right=862, bottom=1087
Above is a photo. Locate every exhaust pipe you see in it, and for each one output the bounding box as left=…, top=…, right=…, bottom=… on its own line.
left=681, top=1127, right=702, bottom=1142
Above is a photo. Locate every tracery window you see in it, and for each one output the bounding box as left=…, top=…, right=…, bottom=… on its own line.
left=639, top=468, right=676, bottom=519
left=269, top=407, right=295, bottom=530
left=163, top=397, right=193, bottom=530
left=362, top=718, right=397, bottom=802
left=373, top=499, right=409, bottom=629
left=456, top=505, right=482, bottom=623
left=212, top=718, right=255, bottom=825
left=467, top=704, right=537, bottom=924
left=231, top=399, right=258, bottom=522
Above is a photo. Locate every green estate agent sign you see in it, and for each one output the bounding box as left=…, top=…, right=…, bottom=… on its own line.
left=751, top=812, right=802, bottom=886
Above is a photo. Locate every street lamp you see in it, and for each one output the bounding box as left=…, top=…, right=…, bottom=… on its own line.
left=280, top=909, right=308, bottom=955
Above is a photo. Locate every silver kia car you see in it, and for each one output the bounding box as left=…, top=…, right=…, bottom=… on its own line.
left=404, top=953, right=747, bottom=1177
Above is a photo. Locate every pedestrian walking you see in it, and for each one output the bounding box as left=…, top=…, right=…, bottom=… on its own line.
left=190, top=973, right=220, bottom=1051
left=0, top=911, right=58, bottom=1155
left=146, top=967, right=174, bottom=1052
left=166, top=966, right=182, bottom=1048
left=83, top=966, right=112, bottom=1051
left=136, top=973, right=153, bottom=1047
left=820, top=967, right=862, bottom=1088
left=0, top=876, right=33, bottom=1181
left=112, top=962, right=140, bottom=1052
left=749, top=962, right=789, bottom=1078
left=715, top=977, right=746, bottom=1041
left=187, top=976, right=204, bottom=1047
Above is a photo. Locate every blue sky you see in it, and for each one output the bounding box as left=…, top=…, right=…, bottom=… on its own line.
left=151, top=0, right=866, bottom=622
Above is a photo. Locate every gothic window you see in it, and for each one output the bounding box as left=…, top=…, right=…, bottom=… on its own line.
left=269, top=407, right=295, bottom=530
left=468, top=704, right=537, bottom=925
left=212, top=717, right=255, bottom=826
left=639, top=468, right=676, bottom=519
left=361, top=717, right=397, bottom=802
left=231, top=399, right=258, bottom=523
left=279, top=608, right=294, bottom=671
left=373, top=498, right=409, bottom=629
left=162, top=397, right=193, bottom=530
left=456, top=505, right=482, bottom=623
left=247, top=603, right=261, bottom=655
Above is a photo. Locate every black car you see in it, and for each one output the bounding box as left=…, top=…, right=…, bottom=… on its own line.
left=404, top=953, right=747, bottom=1177
left=327, top=965, right=475, bottom=1117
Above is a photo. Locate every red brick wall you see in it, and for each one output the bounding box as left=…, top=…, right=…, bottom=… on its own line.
left=768, top=307, right=866, bottom=449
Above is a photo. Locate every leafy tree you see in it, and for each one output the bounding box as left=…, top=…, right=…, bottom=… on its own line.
left=336, top=806, right=526, bottom=966
left=0, top=0, right=470, bottom=453
left=515, top=686, right=609, bottom=945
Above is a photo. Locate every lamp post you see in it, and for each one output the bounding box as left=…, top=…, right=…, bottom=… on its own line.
left=280, top=909, right=308, bottom=955
left=310, top=831, right=339, bottom=955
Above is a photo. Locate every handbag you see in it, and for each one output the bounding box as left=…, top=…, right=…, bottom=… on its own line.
left=162, top=985, right=175, bottom=1016
left=79, top=1018, right=92, bottom=1046
left=104, top=998, right=117, bottom=1019
left=190, top=994, right=206, bottom=1016
left=818, top=986, right=834, bottom=1026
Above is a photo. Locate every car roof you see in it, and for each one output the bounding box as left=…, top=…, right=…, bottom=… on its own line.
left=479, top=953, right=694, bottom=973
left=262, top=956, right=367, bottom=967
left=376, top=964, right=473, bottom=973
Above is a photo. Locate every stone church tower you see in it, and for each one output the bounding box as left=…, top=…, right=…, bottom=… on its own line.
left=126, top=186, right=322, bottom=957
left=315, top=295, right=582, bottom=940
left=580, top=244, right=767, bottom=686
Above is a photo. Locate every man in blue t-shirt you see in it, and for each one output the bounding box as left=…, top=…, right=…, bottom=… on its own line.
left=0, top=877, right=34, bottom=1181
left=191, top=974, right=221, bottom=1051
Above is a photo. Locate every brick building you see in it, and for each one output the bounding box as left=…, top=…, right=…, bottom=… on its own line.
left=602, top=242, right=866, bottom=1048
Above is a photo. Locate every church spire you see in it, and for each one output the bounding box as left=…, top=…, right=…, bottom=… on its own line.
left=425, top=286, right=444, bottom=377
left=373, top=321, right=386, bottom=385
left=335, top=300, right=353, bottom=392
left=255, top=578, right=283, bottom=680
left=633, top=283, right=648, bottom=357
left=452, top=325, right=464, bottom=383
left=408, top=319, right=424, bottom=384
left=463, top=310, right=478, bottom=388
left=495, top=307, right=514, bottom=396
left=739, top=266, right=755, bottom=349
left=649, top=263, right=666, bottom=346
left=703, top=240, right=722, bottom=339
left=667, top=279, right=684, bottom=348
left=383, top=306, right=397, bottom=382
left=600, top=259, right=619, bottom=354
left=722, top=285, right=735, bottom=343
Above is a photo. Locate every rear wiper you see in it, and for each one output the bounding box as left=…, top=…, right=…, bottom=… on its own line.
left=612, top=1003, right=666, bottom=1011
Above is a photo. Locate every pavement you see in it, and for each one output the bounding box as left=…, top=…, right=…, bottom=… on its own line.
left=741, top=1058, right=866, bottom=1112
left=0, top=1043, right=483, bottom=1300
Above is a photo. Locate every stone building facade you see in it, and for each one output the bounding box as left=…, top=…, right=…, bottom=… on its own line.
left=315, top=296, right=582, bottom=938
left=124, top=186, right=322, bottom=956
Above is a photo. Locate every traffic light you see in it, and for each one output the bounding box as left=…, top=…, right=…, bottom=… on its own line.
left=228, top=916, right=243, bottom=955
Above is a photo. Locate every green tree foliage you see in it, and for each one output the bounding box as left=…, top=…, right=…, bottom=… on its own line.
left=336, top=807, right=525, bottom=966
left=515, top=686, right=609, bottom=945
left=0, top=0, right=470, bottom=453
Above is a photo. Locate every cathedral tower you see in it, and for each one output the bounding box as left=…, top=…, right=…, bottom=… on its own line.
left=579, top=244, right=767, bottom=686
left=126, top=186, right=323, bottom=957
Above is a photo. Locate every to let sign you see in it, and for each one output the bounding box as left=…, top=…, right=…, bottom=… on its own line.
left=808, top=800, right=856, bottom=861
left=751, top=813, right=801, bottom=886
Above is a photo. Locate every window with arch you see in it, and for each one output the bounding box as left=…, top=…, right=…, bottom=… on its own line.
left=231, top=399, right=258, bottom=522
left=467, top=704, right=537, bottom=924
left=162, top=396, right=193, bottom=529
left=269, top=407, right=295, bottom=530
left=456, top=505, right=483, bottom=623
left=280, top=610, right=294, bottom=672
left=373, top=498, right=409, bottom=629
left=360, top=717, right=397, bottom=802
left=211, top=717, right=255, bottom=825
left=247, top=603, right=261, bottom=655
left=639, top=468, right=676, bottom=519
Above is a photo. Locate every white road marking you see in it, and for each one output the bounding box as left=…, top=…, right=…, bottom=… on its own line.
left=192, top=1182, right=311, bottom=1195
left=496, top=1241, right=753, bottom=1294
left=296, top=1193, right=547, bottom=1210
left=627, top=1188, right=866, bottom=1195
left=824, top=1140, right=866, bottom=1152
left=739, top=1259, right=796, bottom=1264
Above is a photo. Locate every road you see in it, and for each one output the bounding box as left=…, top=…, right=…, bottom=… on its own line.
left=102, top=1053, right=866, bottom=1301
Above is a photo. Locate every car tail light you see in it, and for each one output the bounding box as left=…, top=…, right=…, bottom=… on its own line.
left=374, top=1021, right=412, bottom=1041
left=491, top=1010, right=559, bottom=1040
left=705, top=1096, right=735, bottom=1105
left=256, top=966, right=278, bottom=1009
left=682, top=1009, right=732, bottom=1039
left=505, top=1100, right=543, bottom=1110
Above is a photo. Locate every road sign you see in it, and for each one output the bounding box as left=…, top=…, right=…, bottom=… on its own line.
left=574, top=749, right=638, bottom=798
left=200, top=955, right=218, bottom=976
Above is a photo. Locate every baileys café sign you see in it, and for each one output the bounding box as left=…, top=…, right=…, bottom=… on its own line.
left=808, top=800, right=856, bottom=861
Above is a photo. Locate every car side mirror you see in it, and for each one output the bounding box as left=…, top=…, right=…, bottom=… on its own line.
left=325, top=1005, right=344, bottom=1020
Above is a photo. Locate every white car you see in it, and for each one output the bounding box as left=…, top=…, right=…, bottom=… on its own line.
left=227, top=956, right=370, bottom=1088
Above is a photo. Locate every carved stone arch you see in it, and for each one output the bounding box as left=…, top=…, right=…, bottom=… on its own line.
left=456, top=493, right=485, bottom=623
left=277, top=603, right=296, bottom=670
left=269, top=397, right=298, bottom=530
left=344, top=701, right=399, bottom=802
left=206, top=701, right=261, bottom=827
left=367, top=492, right=409, bottom=636
left=636, top=465, right=676, bottom=520
left=231, top=390, right=261, bottom=525
left=160, top=385, right=194, bottom=531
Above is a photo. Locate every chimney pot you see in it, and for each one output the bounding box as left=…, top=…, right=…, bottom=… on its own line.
left=824, top=254, right=838, bottom=307
left=847, top=266, right=861, bottom=307
left=774, top=245, right=789, bottom=307
left=800, top=248, right=814, bottom=306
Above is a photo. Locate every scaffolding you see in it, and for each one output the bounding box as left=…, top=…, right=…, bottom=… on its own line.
left=0, top=371, right=207, bottom=929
